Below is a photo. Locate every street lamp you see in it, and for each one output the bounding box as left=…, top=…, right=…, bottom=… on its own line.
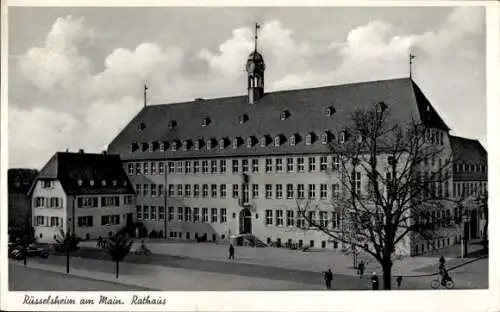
left=461, top=215, right=469, bottom=258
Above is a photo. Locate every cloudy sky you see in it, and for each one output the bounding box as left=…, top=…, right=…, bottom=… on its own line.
left=8, top=6, right=486, bottom=169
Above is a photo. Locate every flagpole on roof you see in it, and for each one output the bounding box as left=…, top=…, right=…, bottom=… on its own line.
left=144, top=84, right=148, bottom=108
left=409, top=53, right=416, bottom=79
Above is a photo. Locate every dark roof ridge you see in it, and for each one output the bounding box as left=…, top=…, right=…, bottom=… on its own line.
left=147, top=77, right=412, bottom=108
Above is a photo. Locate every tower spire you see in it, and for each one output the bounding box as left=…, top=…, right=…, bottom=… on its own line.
left=144, top=84, right=148, bottom=108
left=409, top=53, right=416, bottom=79
left=254, top=22, right=260, bottom=52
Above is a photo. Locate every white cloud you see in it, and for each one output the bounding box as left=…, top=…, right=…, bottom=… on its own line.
left=198, top=20, right=311, bottom=78
left=19, top=15, right=93, bottom=92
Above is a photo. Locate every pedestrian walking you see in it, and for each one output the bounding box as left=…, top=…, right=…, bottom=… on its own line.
left=323, top=269, right=333, bottom=290
left=228, top=244, right=235, bottom=259
left=439, top=255, right=446, bottom=270
left=371, top=272, right=379, bottom=290
left=358, top=260, right=365, bottom=279
left=396, top=276, right=403, bottom=289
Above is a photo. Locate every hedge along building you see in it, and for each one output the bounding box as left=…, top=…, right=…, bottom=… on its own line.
left=29, top=150, right=136, bottom=244
left=107, top=27, right=487, bottom=255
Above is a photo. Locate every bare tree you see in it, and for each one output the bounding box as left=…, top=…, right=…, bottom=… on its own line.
left=297, top=103, right=461, bottom=290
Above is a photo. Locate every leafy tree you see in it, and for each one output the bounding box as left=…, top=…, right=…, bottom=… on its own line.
left=297, top=103, right=461, bottom=290
left=101, top=234, right=133, bottom=278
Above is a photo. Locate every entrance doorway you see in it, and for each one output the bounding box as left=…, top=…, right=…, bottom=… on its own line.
left=239, top=209, right=252, bottom=234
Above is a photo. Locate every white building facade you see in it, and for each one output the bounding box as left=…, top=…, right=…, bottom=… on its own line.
left=30, top=151, right=136, bottom=244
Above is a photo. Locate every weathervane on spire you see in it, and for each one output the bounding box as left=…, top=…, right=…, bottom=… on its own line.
left=409, top=53, right=416, bottom=79
left=254, top=22, right=260, bottom=52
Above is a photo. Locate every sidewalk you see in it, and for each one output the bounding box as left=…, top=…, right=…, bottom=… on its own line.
left=79, top=239, right=486, bottom=277
left=9, top=258, right=323, bottom=291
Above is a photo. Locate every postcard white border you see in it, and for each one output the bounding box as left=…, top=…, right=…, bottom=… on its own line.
left=1, top=1, right=499, bottom=311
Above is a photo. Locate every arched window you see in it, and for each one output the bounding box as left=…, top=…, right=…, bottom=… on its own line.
left=247, top=137, right=254, bottom=148
left=183, top=140, right=189, bottom=151
left=219, top=138, right=226, bottom=150
left=290, top=134, right=296, bottom=146
left=207, top=139, right=213, bottom=150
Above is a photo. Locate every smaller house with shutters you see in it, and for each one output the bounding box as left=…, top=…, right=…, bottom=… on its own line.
left=29, top=150, right=136, bottom=244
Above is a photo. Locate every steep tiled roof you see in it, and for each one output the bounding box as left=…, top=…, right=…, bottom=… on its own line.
left=449, top=135, right=487, bottom=181
left=32, top=152, right=135, bottom=195
left=449, top=136, right=487, bottom=163
left=108, top=77, right=450, bottom=161
left=8, top=169, right=38, bottom=194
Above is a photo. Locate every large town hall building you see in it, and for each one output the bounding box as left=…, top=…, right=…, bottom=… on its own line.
left=107, top=35, right=487, bottom=256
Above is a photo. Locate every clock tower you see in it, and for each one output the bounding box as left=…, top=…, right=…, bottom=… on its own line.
left=246, top=23, right=265, bottom=105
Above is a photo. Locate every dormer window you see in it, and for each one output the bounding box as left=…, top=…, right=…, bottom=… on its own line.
left=195, top=139, right=204, bottom=151
left=219, top=138, right=227, bottom=150
left=168, top=120, right=177, bottom=129
left=260, top=136, right=268, bottom=147
left=207, top=138, right=216, bottom=150
left=324, top=106, right=336, bottom=116
left=290, top=134, right=298, bottom=146
left=305, top=133, right=313, bottom=146
left=201, top=117, right=211, bottom=127
left=112, top=180, right=117, bottom=186
left=77, top=180, right=83, bottom=186
left=172, top=141, right=179, bottom=151
left=274, top=135, right=283, bottom=147
left=101, top=180, right=106, bottom=186
left=321, top=131, right=331, bottom=145
left=280, top=110, right=290, bottom=121
left=159, top=142, right=165, bottom=152
left=183, top=140, right=190, bottom=151
left=148, top=142, right=154, bottom=152
left=233, top=137, right=242, bottom=149
left=247, top=136, right=256, bottom=148
left=239, top=114, right=249, bottom=124
left=138, top=122, right=146, bottom=131
left=376, top=101, right=388, bottom=113
left=141, top=142, right=148, bottom=152
left=130, top=142, right=139, bottom=153
left=340, top=130, right=348, bottom=143
left=90, top=180, right=95, bottom=186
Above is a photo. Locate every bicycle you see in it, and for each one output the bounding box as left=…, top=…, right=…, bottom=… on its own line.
left=430, top=276, right=455, bottom=289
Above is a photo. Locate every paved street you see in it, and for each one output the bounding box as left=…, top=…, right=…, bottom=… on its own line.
left=8, top=248, right=488, bottom=291
left=9, top=263, right=150, bottom=291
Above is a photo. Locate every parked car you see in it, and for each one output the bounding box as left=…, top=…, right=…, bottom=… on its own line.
left=9, top=244, right=49, bottom=260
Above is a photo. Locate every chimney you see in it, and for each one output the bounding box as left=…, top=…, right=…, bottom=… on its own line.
left=65, top=148, right=69, bottom=152
left=79, top=149, right=84, bottom=154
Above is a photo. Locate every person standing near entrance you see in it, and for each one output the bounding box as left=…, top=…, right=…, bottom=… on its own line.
left=228, top=244, right=235, bottom=260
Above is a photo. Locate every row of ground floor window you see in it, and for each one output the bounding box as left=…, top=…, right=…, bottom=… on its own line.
left=164, top=229, right=461, bottom=254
